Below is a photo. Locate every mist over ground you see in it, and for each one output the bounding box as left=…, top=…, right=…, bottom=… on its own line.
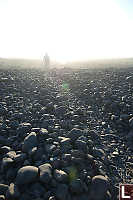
left=0, top=57, right=133, bottom=70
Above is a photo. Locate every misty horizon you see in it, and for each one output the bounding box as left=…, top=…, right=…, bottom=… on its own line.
left=1, top=55, right=133, bottom=65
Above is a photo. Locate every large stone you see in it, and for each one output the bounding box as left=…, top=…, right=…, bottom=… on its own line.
left=22, top=132, right=38, bottom=153
left=0, top=146, right=11, bottom=154
left=39, top=128, right=49, bottom=139
left=14, top=153, right=27, bottom=163
left=6, top=167, right=17, bottom=181
left=85, top=154, right=95, bottom=165
left=29, top=147, right=44, bottom=161
left=62, top=154, right=71, bottom=164
left=55, top=106, right=67, bottom=116
left=90, top=175, right=109, bottom=200
left=60, top=137, right=72, bottom=153
left=45, top=144, right=56, bottom=154
left=16, top=166, right=39, bottom=185
left=92, top=148, right=105, bottom=158
left=54, top=169, right=68, bottom=183
left=39, top=163, right=52, bottom=184
left=17, top=123, right=32, bottom=134
left=28, top=182, right=46, bottom=198
left=75, top=140, right=87, bottom=153
left=1, top=157, right=14, bottom=173
left=67, top=128, right=82, bottom=142
left=6, top=151, right=16, bottom=159
left=0, top=136, right=7, bottom=145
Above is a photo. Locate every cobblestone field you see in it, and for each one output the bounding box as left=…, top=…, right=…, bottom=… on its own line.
left=0, top=66, right=133, bottom=200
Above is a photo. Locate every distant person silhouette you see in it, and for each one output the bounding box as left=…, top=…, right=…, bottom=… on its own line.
left=43, top=53, right=50, bottom=69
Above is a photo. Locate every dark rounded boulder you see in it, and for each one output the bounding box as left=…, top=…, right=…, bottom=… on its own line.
left=16, top=166, right=39, bottom=185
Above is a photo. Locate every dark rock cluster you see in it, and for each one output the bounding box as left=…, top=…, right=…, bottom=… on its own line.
left=0, top=66, right=133, bottom=200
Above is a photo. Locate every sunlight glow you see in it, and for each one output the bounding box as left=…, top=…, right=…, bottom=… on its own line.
left=0, top=0, right=133, bottom=62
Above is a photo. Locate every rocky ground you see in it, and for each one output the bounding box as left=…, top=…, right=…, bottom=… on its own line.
left=0, top=66, right=133, bottom=200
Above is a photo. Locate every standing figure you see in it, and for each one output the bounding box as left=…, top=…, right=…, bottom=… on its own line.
left=43, top=53, right=50, bottom=68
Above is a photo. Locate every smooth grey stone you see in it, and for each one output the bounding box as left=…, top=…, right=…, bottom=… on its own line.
left=55, top=106, right=67, bottom=116
left=29, top=147, right=44, bottom=161
left=6, top=151, right=16, bottom=159
left=1, top=157, right=14, bottom=172
left=28, top=182, right=46, bottom=198
left=41, top=120, right=50, bottom=129
left=39, top=128, right=49, bottom=139
left=92, top=148, right=105, bottom=158
left=62, top=154, right=71, bottom=163
left=54, top=169, right=68, bottom=183
left=28, top=147, right=38, bottom=157
left=89, top=130, right=100, bottom=141
left=10, top=121, right=19, bottom=129
left=14, top=153, right=27, bottom=163
left=39, top=163, right=52, bottom=184
left=0, top=136, right=7, bottom=145
left=0, top=146, right=11, bottom=154
left=16, top=166, right=38, bottom=185
left=67, top=128, right=82, bottom=142
left=45, top=144, right=56, bottom=154
left=75, top=140, right=87, bottom=153
left=50, top=158, right=62, bottom=169
left=90, top=175, right=109, bottom=200
left=6, top=168, right=17, bottom=181
left=78, top=136, right=87, bottom=142
left=22, top=132, right=37, bottom=153
left=17, top=123, right=32, bottom=136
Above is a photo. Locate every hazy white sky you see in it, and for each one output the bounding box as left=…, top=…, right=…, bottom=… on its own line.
left=0, top=0, right=133, bottom=62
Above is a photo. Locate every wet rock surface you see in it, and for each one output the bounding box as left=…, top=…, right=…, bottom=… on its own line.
left=0, top=66, right=133, bottom=199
